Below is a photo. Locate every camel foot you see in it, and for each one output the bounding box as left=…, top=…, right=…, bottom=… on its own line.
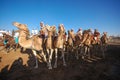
left=54, top=65, right=57, bottom=68
left=95, top=56, right=102, bottom=60
left=76, top=56, right=79, bottom=60
left=34, top=65, right=38, bottom=69
left=48, top=66, right=52, bottom=69
left=86, top=59, right=93, bottom=63
left=82, top=58, right=93, bottom=63
left=89, top=57, right=97, bottom=61
left=82, top=56, right=85, bottom=59
left=63, top=63, right=67, bottom=66
left=75, top=53, right=79, bottom=60
left=60, top=56, right=63, bottom=59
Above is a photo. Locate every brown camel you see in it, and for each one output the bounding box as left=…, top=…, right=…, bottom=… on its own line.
left=80, top=30, right=93, bottom=62
left=81, top=30, right=102, bottom=62
left=67, top=30, right=74, bottom=48
left=2, top=33, right=17, bottom=53
left=67, top=29, right=83, bottom=60
left=13, top=22, right=47, bottom=68
left=100, top=32, right=108, bottom=58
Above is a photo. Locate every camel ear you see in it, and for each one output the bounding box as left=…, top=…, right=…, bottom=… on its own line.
left=24, top=24, right=27, bottom=27
left=2, top=32, right=6, bottom=35
left=12, top=22, right=15, bottom=25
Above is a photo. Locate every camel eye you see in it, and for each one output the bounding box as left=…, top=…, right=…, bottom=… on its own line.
left=19, top=24, right=21, bottom=26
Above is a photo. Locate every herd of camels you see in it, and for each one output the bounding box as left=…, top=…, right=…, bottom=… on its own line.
left=2, top=22, right=108, bottom=69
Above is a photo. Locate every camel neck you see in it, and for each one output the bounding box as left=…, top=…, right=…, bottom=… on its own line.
left=18, top=31, right=32, bottom=48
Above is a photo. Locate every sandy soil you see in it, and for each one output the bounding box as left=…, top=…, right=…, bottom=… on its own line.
left=0, top=43, right=120, bottom=80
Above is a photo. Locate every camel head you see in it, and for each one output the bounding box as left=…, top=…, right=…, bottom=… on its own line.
left=68, top=30, right=75, bottom=41
left=45, top=24, right=51, bottom=31
left=13, top=22, right=29, bottom=32
left=50, top=25, right=57, bottom=36
left=59, top=24, right=65, bottom=33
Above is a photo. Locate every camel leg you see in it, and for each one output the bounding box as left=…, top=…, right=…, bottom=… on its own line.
left=46, top=49, right=49, bottom=67
left=41, top=50, right=47, bottom=63
left=81, top=46, right=84, bottom=58
left=84, top=47, right=92, bottom=62
left=63, top=45, right=66, bottom=51
left=48, top=49, right=53, bottom=69
left=101, top=45, right=105, bottom=59
left=76, top=48, right=79, bottom=60
left=87, top=47, right=91, bottom=59
left=46, top=49, right=49, bottom=61
left=54, top=48, right=58, bottom=68
left=14, top=43, right=18, bottom=51
left=62, top=49, right=66, bottom=66
left=6, top=44, right=10, bottom=53
left=32, top=50, right=38, bottom=68
left=82, top=46, right=87, bottom=59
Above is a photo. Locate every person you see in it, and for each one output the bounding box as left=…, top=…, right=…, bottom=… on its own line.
left=77, top=28, right=83, bottom=40
left=101, top=32, right=108, bottom=43
left=94, top=29, right=100, bottom=43
left=39, top=22, right=46, bottom=38
left=3, top=37, right=8, bottom=46
left=58, top=24, right=66, bottom=34
left=14, top=31, right=19, bottom=49
left=88, top=28, right=94, bottom=35
left=64, top=32, right=67, bottom=41
left=14, top=31, right=19, bottom=44
left=2, top=33, right=8, bottom=47
left=77, top=28, right=82, bottom=36
left=70, top=29, right=75, bottom=42
left=53, top=25, right=57, bottom=35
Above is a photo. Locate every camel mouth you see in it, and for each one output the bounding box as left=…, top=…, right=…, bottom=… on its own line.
left=13, top=22, right=20, bottom=27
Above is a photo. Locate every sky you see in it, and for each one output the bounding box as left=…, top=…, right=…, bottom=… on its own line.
left=0, top=0, right=120, bottom=36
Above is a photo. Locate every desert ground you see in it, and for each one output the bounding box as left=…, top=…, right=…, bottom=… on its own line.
left=0, top=42, right=120, bottom=80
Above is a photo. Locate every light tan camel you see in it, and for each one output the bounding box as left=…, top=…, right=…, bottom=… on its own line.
left=42, top=24, right=66, bottom=69
left=13, top=22, right=47, bottom=68
left=53, top=24, right=66, bottom=68
left=67, top=30, right=74, bottom=48
left=44, top=26, right=55, bottom=69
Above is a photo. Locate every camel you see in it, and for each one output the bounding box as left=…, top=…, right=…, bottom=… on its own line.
left=67, top=29, right=83, bottom=60
left=2, top=33, right=17, bottom=53
left=80, top=30, right=94, bottom=62
left=43, top=24, right=66, bottom=69
left=100, top=32, right=108, bottom=58
left=67, top=30, right=74, bottom=49
left=44, top=25, right=55, bottom=69
left=89, top=31, right=107, bottom=60
left=90, top=35, right=101, bottom=59
left=53, top=24, right=67, bottom=68
left=13, top=22, right=47, bottom=68
left=66, top=30, right=76, bottom=60
left=81, top=30, right=102, bottom=61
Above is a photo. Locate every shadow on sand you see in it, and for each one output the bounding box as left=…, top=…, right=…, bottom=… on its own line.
left=0, top=44, right=120, bottom=80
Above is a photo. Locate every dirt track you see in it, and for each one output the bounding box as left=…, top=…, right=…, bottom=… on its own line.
left=0, top=43, right=120, bottom=80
